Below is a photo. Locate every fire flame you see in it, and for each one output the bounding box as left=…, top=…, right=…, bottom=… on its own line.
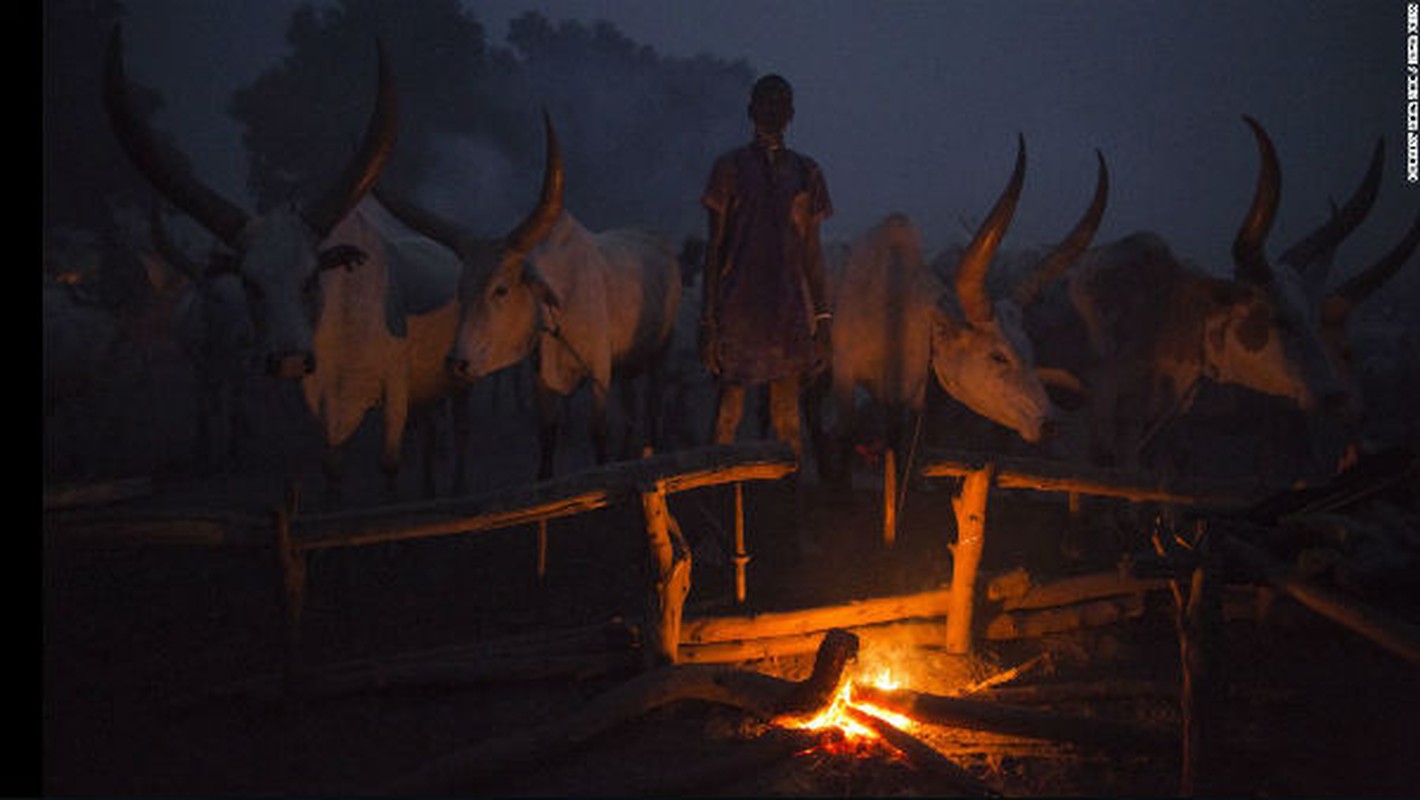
left=784, top=666, right=915, bottom=754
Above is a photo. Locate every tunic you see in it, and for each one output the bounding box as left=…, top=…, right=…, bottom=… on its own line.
left=701, top=141, right=833, bottom=384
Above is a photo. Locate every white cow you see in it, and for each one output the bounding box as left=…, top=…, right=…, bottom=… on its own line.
left=375, top=116, right=682, bottom=480
left=105, top=25, right=471, bottom=503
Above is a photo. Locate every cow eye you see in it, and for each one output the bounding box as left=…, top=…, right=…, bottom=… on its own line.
left=493, top=285, right=509, bottom=298
left=990, top=351, right=1010, bottom=366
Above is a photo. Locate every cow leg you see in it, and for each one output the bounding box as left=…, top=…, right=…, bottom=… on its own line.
left=618, top=372, right=640, bottom=460
left=418, top=407, right=439, bottom=499
left=646, top=351, right=668, bottom=456
left=321, top=444, right=344, bottom=509
left=382, top=394, right=409, bottom=499
left=590, top=381, right=611, bottom=465
left=535, top=380, right=563, bottom=481
left=450, top=387, right=471, bottom=495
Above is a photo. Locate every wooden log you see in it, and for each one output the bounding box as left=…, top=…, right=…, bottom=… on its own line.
left=678, top=620, right=944, bottom=665
left=380, top=628, right=860, bottom=795
left=853, top=684, right=1176, bottom=751
left=1221, top=534, right=1420, bottom=664
left=918, top=446, right=1255, bottom=508
left=946, top=464, right=994, bottom=654
left=42, top=476, right=153, bottom=511
left=842, top=705, right=1001, bottom=797
left=985, top=593, right=1146, bottom=640
left=682, top=586, right=955, bottom=644
left=289, top=441, right=796, bottom=552
left=643, top=481, right=692, bottom=666
left=998, top=570, right=1172, bottom=612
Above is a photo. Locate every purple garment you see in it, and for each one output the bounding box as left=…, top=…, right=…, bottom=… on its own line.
left=702, top=142, right=833, bottom=384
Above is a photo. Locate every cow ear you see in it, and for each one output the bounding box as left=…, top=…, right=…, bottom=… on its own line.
left=318, top=243, right=368, bottom=272
left=524, top=265, right=562, bottom=310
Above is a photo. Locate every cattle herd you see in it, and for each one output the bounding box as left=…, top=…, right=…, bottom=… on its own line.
left=43, top=27, right=1420, bottom=511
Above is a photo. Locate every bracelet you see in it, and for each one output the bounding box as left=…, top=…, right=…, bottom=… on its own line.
left=814, top=310, right=833, bottom=321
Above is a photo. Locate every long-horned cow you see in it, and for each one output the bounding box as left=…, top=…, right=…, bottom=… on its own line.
left=1056, top=116, right=1355, bottom=473
left=819, top=136, right=1108, bottom=486
left=375, top=116, right=682, bottom=480
left=105, top=26, right=471, bottom=503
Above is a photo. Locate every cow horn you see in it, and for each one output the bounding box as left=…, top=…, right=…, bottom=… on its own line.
left=104, top=25, right=249, bottom=248
left=301, top=39, right=399, bottom=238
left=1232, top=115, right=1281, bottom=285
left=956, top=133, right=1026, bottom=324
left=506, top=110, right=565, bottom=255
left=1278, top=137, right=1384, bottom=284
left=1012, top=149, right=1109, bottom=308
left=1322, top=208, right=1420, bottom=325
left=372, top=183, right=469, bottom=256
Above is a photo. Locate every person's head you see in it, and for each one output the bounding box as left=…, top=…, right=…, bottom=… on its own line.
left=748, top=74, right=794, bottom=136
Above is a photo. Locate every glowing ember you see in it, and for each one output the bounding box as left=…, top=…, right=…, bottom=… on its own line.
left=782, top=667, right=916, bottom=754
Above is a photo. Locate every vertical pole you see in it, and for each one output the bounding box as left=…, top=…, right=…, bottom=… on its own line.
left=536, top=518, right=548, bottom=582
left=732, top=481, right=749, bottom=604
left=1180, top=530, right=1223, bottom=795
left=273, top=498, right=306, bottom=694
left=642, top=480, right=691, bottom=666
left=882, top=447, right=898, bottom=548
left=945, top=463, right=994, bottom=654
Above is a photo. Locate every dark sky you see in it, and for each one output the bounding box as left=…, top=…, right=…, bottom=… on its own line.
left=121, top=0, right=1415, bottom=281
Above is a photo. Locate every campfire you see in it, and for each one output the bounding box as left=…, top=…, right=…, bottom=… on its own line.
left=779, top=664, right=915, bottom=757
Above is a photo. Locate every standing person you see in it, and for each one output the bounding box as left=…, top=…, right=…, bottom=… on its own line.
left=699, top=74, right=834, bottom=460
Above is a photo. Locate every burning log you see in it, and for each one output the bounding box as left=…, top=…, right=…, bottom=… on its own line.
left=842, top=705, right=1002, bottom=797
left=380, top=629, right=860, bottom=795
left=679, top=620, right=944, bottom=665
left=852, top=683, right=1175, bottom=751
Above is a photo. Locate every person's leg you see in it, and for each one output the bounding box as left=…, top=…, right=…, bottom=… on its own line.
left=768, top=373, right=802, bottom=459
left=713, top=382, right=746, bottom=445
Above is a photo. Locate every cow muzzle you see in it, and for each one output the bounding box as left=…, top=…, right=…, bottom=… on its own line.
left=445, top=355, right=481, bottom=384
left=268, top=352, right=316, bottom=379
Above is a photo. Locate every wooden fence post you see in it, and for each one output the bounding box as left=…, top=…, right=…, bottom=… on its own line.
left=883, top=447, right=898, bottom=548
left=642, top=480, right=692, bottom=666
left=732, top=481, right=749, bottom=604
left=273, top=502, right=306, bottom=693
left=945, top=463, right=995, bottom=654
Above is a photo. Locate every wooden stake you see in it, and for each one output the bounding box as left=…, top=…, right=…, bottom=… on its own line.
left=883, top=447, right=898, bottom=548
left=733, top=481, right=748, bottom=604
left=536, top=518, right=548, bottom=582
left=642, top=480, right=692, bottom=666
left=945, top=464, right=994, bottom=654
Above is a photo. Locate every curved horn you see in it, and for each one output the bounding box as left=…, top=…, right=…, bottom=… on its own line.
left=1322, top=208, right=1420, bottom=325
left=956, top=133, right=1026, bottom=324
left=302, top=39, right=399, bottom=237
left=372, top=183, right=470, bottom=256
left=104, top=25, right=249, bottom=247
left=1278, top=137, right=1384, bottom=278
left=1012, top=149, right=1109, bottom=308
left=506, top=110, right=565, bottom=255
left=1232, top=115, right=1281, bottom=285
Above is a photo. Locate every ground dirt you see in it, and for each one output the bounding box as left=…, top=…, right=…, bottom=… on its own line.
left=41, top=429, right=1420, bottom=797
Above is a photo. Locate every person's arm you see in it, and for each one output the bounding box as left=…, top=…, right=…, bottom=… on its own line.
left=699, top=207, right=729, bottom=373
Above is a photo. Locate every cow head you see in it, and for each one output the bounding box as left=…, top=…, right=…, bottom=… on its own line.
left=103, top=25, right=397, bottom=379
left=930, top=135, right=1097, bottom=444
left=1211, top=116, right=1351, bottom=417
left=373, top=112, right=565, bottom=383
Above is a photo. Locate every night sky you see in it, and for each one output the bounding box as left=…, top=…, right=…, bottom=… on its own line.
left=119, top=1, right=1414, bottom=284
